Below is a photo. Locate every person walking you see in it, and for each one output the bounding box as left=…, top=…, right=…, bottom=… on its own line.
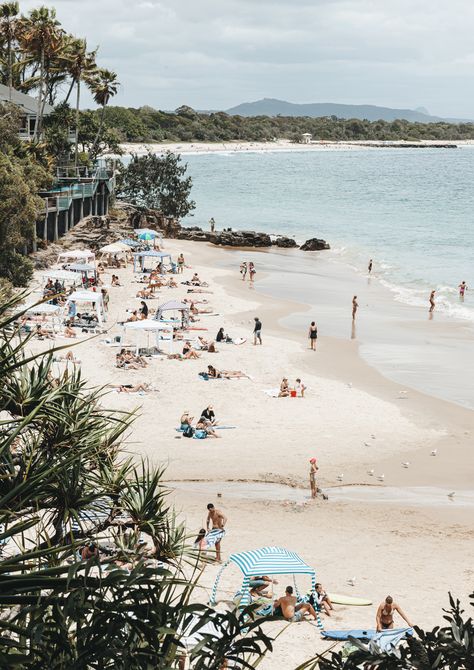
left=249, top=262, right=256, bottom=282
left=253, top=316, right=262, bottom=345
left=309, top=458, right=319, bottom=499
left=459, top=281, right=468, bottom=299
left=308, top=321, right=318, bottom=350
left=209, top=217, right=216, bottom=232
left=240, top=262, right=247, bottom=281
left=429, top=290, right=436, bottom=312
left=206, top=503, right=227, bottom=563
left=352, top=296, right=358, bottom=320
left=368, top=259, right=373, bottom=274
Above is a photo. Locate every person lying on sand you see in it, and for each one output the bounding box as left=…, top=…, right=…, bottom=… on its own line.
left=274, top=586, right=318, bottom=622
left=54, top=351, right=81, bottom=364
left=109, top=383, right=151, bottom=394
left=136, top=287, right=154, bottom=299
left=207, top=365, right=248, bottom=379
left=116, top=349, right=147, bottom=369
left=127, top=311, right=139, bottom=322
left=278, top=378, right=290, bottom=397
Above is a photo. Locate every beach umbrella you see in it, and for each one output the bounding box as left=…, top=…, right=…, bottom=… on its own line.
left=138, top=232, right=156, bottom=241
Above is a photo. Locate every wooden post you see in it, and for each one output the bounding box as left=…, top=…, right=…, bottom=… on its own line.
left=80, top=196, right=84, bottom=221
left=64, top=208, right=69, bottom=233
left=54, top=209, right=59, bottom=242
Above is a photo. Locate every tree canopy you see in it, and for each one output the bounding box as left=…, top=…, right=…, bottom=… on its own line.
left=117, top=151, right=196, bottom=219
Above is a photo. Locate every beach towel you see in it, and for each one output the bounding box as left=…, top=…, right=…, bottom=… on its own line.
left=205, top=528, right=226, bottom=548
left=264, top=388, right=280, bottom=397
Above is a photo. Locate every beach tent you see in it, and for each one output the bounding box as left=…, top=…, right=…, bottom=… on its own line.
left=153, top=300, right=189, bottom=327
left=65, top=290, right=105, bottom=324
left=25, top=302, right=62, bottom=315
left=58, top=249, right=95, bottom=264
left=210, top=546, right=317, bottom=609
left=123, top=319, right=174, bottom=354
left=66, top=263, right=96, bottom=273
left=133, top=250, right=172, bottom=273
left=42, top=269, right=80, bottom=284
left=119, top=238, right=140, bottom=248
left=99, top=242, right=132, bottom=253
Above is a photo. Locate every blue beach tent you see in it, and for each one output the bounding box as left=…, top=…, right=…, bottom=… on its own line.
left=133, top=250, right=172, bottom=272
left=210, top=546, right=317, bottom=609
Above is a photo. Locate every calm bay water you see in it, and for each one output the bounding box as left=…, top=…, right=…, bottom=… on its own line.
left=182, top=147, right=474, bottom=322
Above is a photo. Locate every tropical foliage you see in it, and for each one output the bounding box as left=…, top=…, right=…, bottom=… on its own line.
left=117, top=151, right=196, bottom=219
left=97, top=104, right=474, bottom=143
left=0, top=290, right=273, bottom=668
left=0, top=1, right=120, bottom=159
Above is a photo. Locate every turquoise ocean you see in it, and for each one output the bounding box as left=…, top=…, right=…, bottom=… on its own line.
left=182, top=147, right=474, bottom=324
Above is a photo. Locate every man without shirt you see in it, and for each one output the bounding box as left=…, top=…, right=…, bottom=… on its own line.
left=274, top=585, right=318, bottom=622
left=206, top=503, right=227, bottom=562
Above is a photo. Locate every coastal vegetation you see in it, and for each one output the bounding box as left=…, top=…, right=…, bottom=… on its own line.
left=91, top=105, right=474, bottom=143
left=117, top=151, right=196, bottom=219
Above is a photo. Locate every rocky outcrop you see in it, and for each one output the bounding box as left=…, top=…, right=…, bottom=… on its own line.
left=272, top=236, right=298, bottom=248
left=300, top=237, right=330, bottom=251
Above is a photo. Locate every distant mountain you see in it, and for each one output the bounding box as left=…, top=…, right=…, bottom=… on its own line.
left=225, top=98, right=459, bottom=123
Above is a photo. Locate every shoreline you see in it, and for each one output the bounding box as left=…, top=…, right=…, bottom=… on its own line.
left=119, top=139, right=474, bottom=156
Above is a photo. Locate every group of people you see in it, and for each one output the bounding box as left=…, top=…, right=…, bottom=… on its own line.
left=240, top=261, right=256, bottom=282
left=179, top=406, right=220, bottom=439
left=116, top=348, right=148, bottom=370
left=278, top=377, right=306, bottom=397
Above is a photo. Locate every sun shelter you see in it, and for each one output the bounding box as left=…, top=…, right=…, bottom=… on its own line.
left=210, top=546, right=317, bottom=610
left=99, top=242, right=132, bottom=254
left=133, top=250, right=172, bottom=273
left=64, top=263, right=97, bottom=288
left=25, top=302, right=62, bottom=316
left=42, top=269, right=81, bottom=284
left=119, top=238, right=140, bottom=248
left=65, top=290, right=105, bottom=324
left=123, top=319, right=174, bottom=354
left=153, top=300, right=189, bottom=327
left=57, top=249, right=95, bottom=265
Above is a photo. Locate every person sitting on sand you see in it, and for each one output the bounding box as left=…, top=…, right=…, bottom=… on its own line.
left=249, top=576, right=278, bottom=598
left=196, top=418, right=220, bottom=438
left=274, top=586, right=318, bottom=622
left=376, top=595, right=413, bottom=631
left=191, top=273, right=201, bottom=285
left=97, top=262, right=105, bottom=274
left=111, top=274, right=122, bottom=287
left=294, top=378, right=306, bottom=397
left=139, top=301, right=149, bottom=319
left=180, top=411, right=194, bottom=431
left=81, top=542, right=99, bottom=561
left=127, top=311, right=139, bottom=322
left=216, top=327, right=228, bottom=343
left=167, top=277, right=178, bottom=288
left=200, top=405, right=216, bottom=425
left=278, top=378, right=290, bottom=397
left=315, top=583, right=333, bottom=616
left=63, top=320, right=76, bottom=338
left=36, top=324, right=54, bottom=339
left=182, top=341, right=200, bottom=359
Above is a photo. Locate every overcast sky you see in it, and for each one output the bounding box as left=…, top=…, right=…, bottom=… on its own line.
left=20, top=0, right=474, bottom=117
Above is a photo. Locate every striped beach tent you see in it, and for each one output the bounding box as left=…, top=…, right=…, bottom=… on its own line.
left=210, top=546, right=318, bottom=622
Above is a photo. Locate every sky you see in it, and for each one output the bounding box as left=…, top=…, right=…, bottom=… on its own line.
left=20, top=0, right=474, bottom=117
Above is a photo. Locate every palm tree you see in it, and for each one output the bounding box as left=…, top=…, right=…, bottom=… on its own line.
left=89, top=67, right=119, bottom=154
left=0, top=1, right=19, bottom=98
left=63, top=36, right=96, bottom=168
left=16, top=6, right=61, bottom=139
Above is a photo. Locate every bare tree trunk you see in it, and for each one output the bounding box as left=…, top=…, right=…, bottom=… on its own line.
left=91, top=103, right=106, bottom=158
left=64, top=77, right=75, bottom=104
left=33, top=48, right=45, bottom=141
left=74, top=78, right=81, bottom=169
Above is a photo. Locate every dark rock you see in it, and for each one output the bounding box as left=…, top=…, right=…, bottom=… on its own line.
left=273, top=236, right=298, bottom=248
left=300, top=237, right=330, bottom=251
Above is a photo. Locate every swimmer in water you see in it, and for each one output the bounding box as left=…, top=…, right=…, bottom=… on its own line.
left=459, top=281, right=468, bottom=300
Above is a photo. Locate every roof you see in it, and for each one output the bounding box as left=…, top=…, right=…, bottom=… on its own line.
left=66, top=291, right=103, bottom=304
left=123, top=319, right=173, bottom=331
left=133, top=251, right=171, bottom=259
left=228, top=546, right=315, bottom=577
left=0, top=83, right=54, bottom=116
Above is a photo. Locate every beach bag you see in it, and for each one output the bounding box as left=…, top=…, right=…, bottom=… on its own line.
left=199, top=372, right=209, bottom=380
left=194, top=430, right=207, bottom=439
left=183, top=426, right=194, bottom=438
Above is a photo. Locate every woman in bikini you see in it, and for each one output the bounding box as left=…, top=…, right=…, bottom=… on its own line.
left=308, top=321, right=318, bottom=350
left=376, top=595, right=413, bottom=631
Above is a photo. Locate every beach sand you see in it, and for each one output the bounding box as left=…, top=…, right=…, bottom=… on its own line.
left=30, top=238, right=474, bottom=668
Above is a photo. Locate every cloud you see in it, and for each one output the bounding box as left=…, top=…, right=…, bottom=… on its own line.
left=17, top=0, right=474, bottom=116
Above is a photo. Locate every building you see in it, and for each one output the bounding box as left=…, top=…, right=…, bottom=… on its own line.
left=301, top=133, right=312, bottom=144
left=0, top=82, right=54, bottom=139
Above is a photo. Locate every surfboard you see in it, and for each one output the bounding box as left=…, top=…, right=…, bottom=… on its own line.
left=328, top=593, right=372, bottom=606
left=322, top=629, right=375, bottom=640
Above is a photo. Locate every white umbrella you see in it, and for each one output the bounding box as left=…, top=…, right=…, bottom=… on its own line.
left=99, top=242, right=132, bottom=253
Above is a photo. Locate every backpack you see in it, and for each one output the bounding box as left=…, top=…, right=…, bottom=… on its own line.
left=183, top=425, right=195, bottom=438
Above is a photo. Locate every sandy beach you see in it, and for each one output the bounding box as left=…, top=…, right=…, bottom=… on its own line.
left=119, top=139, right=474, bottom=157
left=30, top=237, right=474, bottom=668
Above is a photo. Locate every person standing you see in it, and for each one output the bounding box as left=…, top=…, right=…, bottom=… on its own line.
left=376, top=596, right=413, bottom=631
left=368, top=259, right=373, bottom=274
left=68, top=300, right=77, bottom=323
left=101, top=288, right=109, bottom=312
left=309, top=458, right=319, bottom=499
left=209, top=217, right=216, bottom=233
left=429, top=290, right=436, bottom=312
left=249, top=262, right=256, bottom=282
left=253, top=316, right=262, bottom=345
left=206, top=503, right=227, bottom=563
left=308, top=321, right=318, bottom=350
left=352, top=296, right=358, bottom=320
left=177, top=253, right=185, bottom=274
left=459, top=281, right=468, bottom=300
left=240, top=262, right=247, bottom=281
